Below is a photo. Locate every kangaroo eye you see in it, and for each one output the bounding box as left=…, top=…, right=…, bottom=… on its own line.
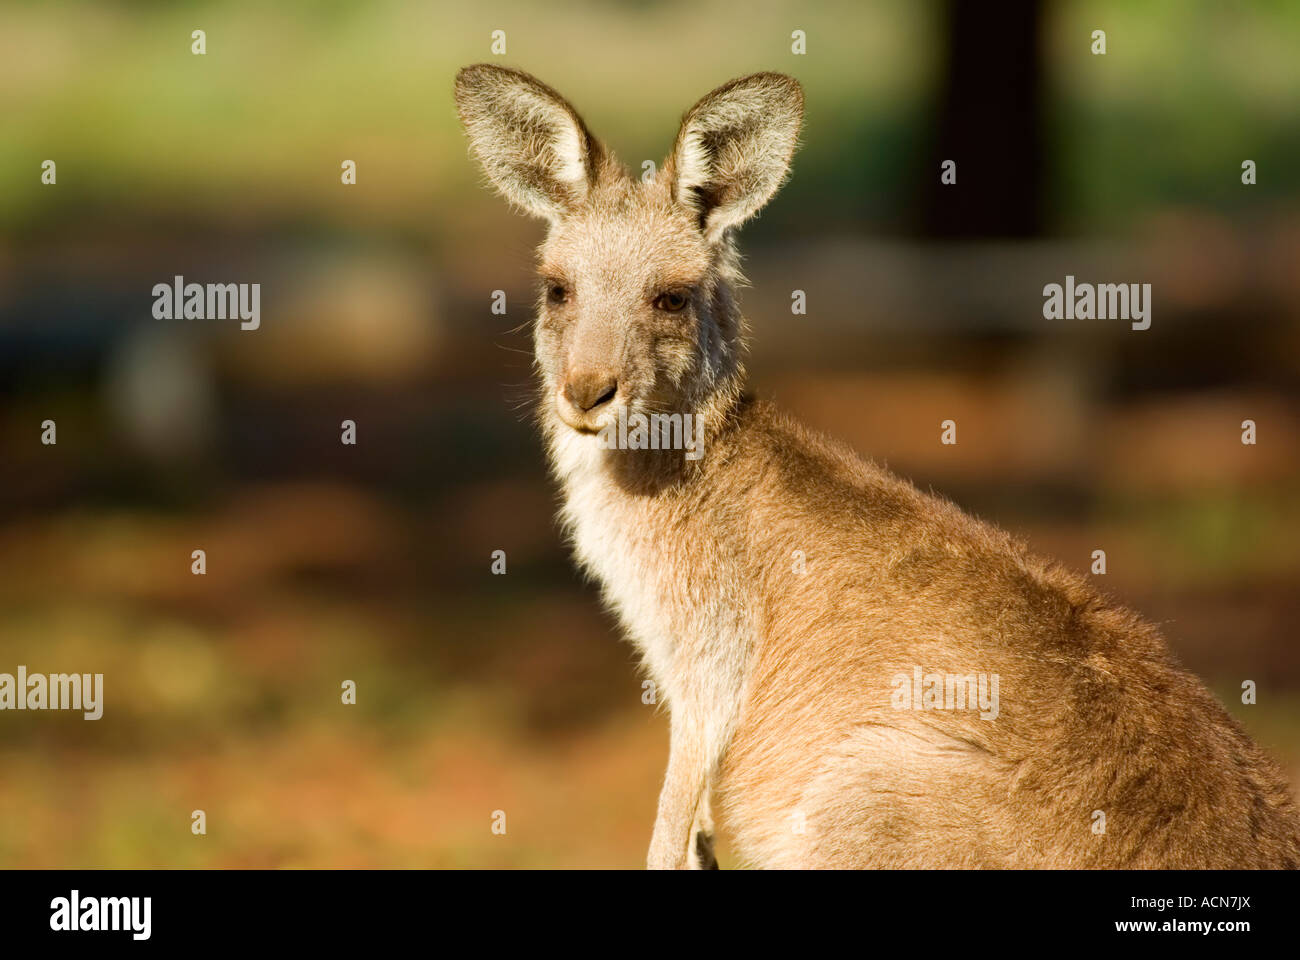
left=655, top=291, right=689, bottom=312
left=546, top=283, right=569, bottom=305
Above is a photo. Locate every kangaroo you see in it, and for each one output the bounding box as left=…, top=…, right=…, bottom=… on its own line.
left=453, top=64, right=1300, bottom=869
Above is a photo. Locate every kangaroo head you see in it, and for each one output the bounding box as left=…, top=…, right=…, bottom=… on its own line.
left=454, top=64, right=803, bottom=453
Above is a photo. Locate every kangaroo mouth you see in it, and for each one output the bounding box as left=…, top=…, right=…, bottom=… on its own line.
left=554, top=395, right=619, bottom=435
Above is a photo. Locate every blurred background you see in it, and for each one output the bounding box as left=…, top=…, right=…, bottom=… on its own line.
left=1, top=0, right=1298, bottom=867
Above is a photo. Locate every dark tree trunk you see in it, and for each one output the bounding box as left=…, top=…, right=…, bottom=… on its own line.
left=921, top=0, right=1048, bottom=238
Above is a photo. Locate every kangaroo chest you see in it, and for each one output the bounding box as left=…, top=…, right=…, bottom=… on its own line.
left=556, top=459, right=753, bottom=728
left=560, top=472, right=684, bottom=689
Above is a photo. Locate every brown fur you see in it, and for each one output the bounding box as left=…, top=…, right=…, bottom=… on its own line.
left=454, top=63, right=1300, bottom=868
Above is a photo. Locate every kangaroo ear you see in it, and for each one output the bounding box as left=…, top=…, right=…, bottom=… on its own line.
left=454, top=64, right=599, bottom=222
left=670, top=73, right=803, bottom=244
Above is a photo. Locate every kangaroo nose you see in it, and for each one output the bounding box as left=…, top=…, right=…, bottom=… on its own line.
left=563, top=368, right=619, bottom=413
